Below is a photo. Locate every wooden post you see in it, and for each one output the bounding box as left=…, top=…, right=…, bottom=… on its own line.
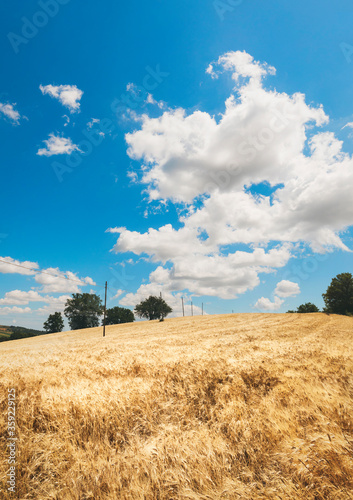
left=103, top=281, right=107, bottom=337
left=202, top=303, right=203, bottom=315
left=191, top=301, right=193, bottom=316
left=181, top=297, right=185, bottom=317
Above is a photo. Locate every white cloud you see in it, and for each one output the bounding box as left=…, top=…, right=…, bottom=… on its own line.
left=112, top=224, right=291, bottom=299
left=0, top=102, right=21, bottom=124
left=254, top=296, right=284, bottom=311
left=39, top=84, right=83, bottom=113
left=111, top=224, right=215, bottom=263
left=0, top=290, right=71, bottom=311
left=109, top=50, right=353, bottom=303
left=274, top=280, right=300, bottom=298
left=34, top=268, right=96, bottom=294
left=145, top=93, right=164, bottom=108
left=0, top=290, right=45, bottom=305
left=37, top=133, right=80, bottom=157
left=0, top=254, right=95, bottom=299
left=112, top=289, right=125, bottom=299
left=0, top=257, right=39, bottom=275
left=0, top=306, right=32, bottom=315
left=207, top=51, right=276, bottom=84
left=146, top=94, right=156, bottom=104
left=84, top=276, right=96, bottom=286
left=0, top=256, right=96, bottom=323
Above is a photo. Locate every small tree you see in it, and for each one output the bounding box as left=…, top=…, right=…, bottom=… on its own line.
left=43, top=312, right=64, bottom=333
left=135, top=295, right=172, bottom=321
left=322, top=273, right=353, bottom=315
left=296, top=303, right=320, bottom=313
left=64, top=293, right=103, bottom=330
left=105, top=306, right=135, bottom=325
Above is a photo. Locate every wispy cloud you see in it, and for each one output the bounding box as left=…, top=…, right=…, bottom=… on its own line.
left=342, top=122, right=353, bottom=129
left=0, top=102, right=21, bottom=124
left=87, top=118, right=100, bottom=128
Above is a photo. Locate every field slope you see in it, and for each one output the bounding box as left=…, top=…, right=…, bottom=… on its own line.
left=0, top=313, right=353, bottom=499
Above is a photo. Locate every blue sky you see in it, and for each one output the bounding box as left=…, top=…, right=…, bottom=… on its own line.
left=1, top=0, right=353, bottom=329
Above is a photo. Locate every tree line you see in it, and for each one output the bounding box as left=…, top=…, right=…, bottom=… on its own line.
left=43, top=294, right=173, bottom=333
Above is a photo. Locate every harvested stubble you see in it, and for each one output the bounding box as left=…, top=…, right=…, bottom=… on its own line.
left=0, top=313, right=353, bottom=499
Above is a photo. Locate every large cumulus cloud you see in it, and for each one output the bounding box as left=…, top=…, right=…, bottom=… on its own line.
left=110, top=51, right=353, bottom=310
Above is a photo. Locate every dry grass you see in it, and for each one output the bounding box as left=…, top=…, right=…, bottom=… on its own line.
left=0, top=313, right=353, bottom=499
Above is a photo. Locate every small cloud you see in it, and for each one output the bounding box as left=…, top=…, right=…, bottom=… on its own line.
left=84, top=276, right=96, bottom=286
left=37, top=133, right=80, bottom=157
left=145, top=93, right=165, bottom=108
left=63, top=115, right=70, bottom=126
left=146, top=94, right=156, bottom=105
left=127, top=170, right=138, bottom=183
left=274, top=280, right=300, bottom=298
left=0, top=102, right=21, bottom=124
left=112, top=289, right=125, bottom=299
left=106, top=227, right=125, bottom=234
left=39, top=84, right=83, bottom=113
left=206, top=64, right=217, bottom=79
left=254, top=296, right=284, bottom=311
left=87, top=118, right=100, bottom=129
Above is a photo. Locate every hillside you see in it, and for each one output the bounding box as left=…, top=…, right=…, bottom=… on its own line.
left=0, top=325, right=11, bottom=341
left=0, top=324, right=44, bottom=342
left=0, top=313, right=352, bottom=499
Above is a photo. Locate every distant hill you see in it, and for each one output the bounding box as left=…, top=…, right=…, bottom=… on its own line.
left=0, top=324, right=45, bottom=342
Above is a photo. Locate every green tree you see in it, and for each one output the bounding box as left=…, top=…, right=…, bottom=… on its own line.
left=64, top=293, right=103, bottom=330
left=43, top=312, right=64, bottom=333
left=296, top=302, right=320, bottom=313
left=322, top=272, right=353, bottom=315
left=105, top=306, right=135, bottom=325
left=134, top=295, right=172, bottom=321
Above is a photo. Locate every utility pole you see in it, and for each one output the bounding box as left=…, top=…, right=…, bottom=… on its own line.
left=181, top=297, right=185, bottom=317
left=103, top=281, right=107, bottom=337
left=191, top=300, right=193, bottom=316
left=202, top=303, right=203, bottom=315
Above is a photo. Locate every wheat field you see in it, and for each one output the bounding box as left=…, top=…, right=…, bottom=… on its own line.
left=0, top=313, right=353, bottom=499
